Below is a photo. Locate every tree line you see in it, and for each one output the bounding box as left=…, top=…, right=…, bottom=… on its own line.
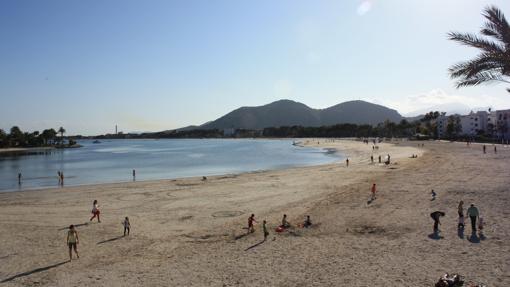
left=0, top=126, right=72, bottom=148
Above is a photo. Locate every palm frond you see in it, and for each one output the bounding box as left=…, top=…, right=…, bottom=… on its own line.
left=482, top=6, right=510, bottom=44
left=447, top=32, right=505, bottom=54
left=455, top=71, right=510, bottom=88
left=449, top=53, right=505, bottom=79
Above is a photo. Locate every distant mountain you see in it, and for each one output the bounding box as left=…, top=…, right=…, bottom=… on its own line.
left=196, top=99, right=402, bottom=130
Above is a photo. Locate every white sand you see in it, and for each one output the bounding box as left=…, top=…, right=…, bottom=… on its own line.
left=0, top=140, right=509, bottom=286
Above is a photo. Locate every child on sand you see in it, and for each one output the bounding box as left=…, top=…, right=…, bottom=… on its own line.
left=90, top=200, right=101, bottom=223
left=123, top=217, right=130, bottom=236
left=303, top=215, right=312, bottom=228
left=458, top=216, right=464, bottom=229
left=67, top=225, right=79, bottom=261
left=478, top=217, right=484, bottom=237
left=431, top=190, right=436, bottom=201
left=248, top=214, right=256, bottom=234
left=281, top=214, right=291, bottom=228
left=263, top=220, right=269, bottom=241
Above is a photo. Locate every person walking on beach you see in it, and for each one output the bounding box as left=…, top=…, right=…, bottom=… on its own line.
left=132, top=169, right=136, bottom=181
left=262, top=220, right=269, bottom=241
left=60, top=172, right=64, bottom=186
left=371, top=183, right=377, bottom=200
left=370, top=155, right=374, bottom=163
left=458, top=201, right=464, bottom=229
left=67, top=225, right=79, bottom=261
left=494, top=145, right=497, bottom=153
left=123, top=217, right=130, bottom=236
left=57, top=171, right=61, bottom=185
left=18, top=172, right=22, bottom=185
left=378, top=155, right=381, bottom=163
left=483, top=145, right=486, bottom=154
left=346, top=158, right=349, bottom=167
left=247, top=214, right=256, bottom=234
left=430, top=211, right=445, bottom=234
left=467, top=203, right=479, bottom=234
left=90, top=200, right=101, bottom=223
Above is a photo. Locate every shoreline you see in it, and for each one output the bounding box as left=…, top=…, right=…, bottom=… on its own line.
left=2, top=140, right=508, bottom=286
left=0, top=141, right=342, bottom=193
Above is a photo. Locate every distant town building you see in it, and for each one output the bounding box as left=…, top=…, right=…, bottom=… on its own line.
left=459, top=111, right=488, bottom=136
left=493, top=109, right=510, bottom=140
left=223, top=128, right=235, bottom=137
left=436, top=109, right=509, bottom=140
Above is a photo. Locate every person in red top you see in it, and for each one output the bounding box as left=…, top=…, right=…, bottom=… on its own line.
left=247, top=214, right=256, bottom=234
left=371, top=183, right=377, bottom=200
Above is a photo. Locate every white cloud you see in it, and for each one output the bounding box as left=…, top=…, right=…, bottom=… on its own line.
left=384, top=89, right=510, bottom=116
left=357, top=1, right=373, bottom=16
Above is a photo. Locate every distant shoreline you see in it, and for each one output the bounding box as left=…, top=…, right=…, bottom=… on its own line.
left=0, top=144, right=82, bottom=155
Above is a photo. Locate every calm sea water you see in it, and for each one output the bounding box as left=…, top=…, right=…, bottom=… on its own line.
left=0, top=139, right=341, bottom=192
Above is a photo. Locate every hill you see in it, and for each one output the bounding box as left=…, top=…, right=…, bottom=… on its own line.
left=198, top=100, right=402, bottom=130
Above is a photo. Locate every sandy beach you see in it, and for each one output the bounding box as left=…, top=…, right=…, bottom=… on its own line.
left=0, top=140, right=509, bottom=286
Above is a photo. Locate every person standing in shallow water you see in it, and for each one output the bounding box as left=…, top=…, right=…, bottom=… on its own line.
left=132, top=169, right=136, bottom=181
left=18, top=172, right=22, bottom=185
left=67, top=225, right=79, bottom=261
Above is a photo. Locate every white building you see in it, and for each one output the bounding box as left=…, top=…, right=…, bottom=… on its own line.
left=436, top=115, right=447, bottom=138
left=459, top=111, right=488, bottom=136
left=492, top=109, right=510, bottom=140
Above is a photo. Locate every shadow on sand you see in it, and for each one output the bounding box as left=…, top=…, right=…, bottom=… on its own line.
left=468, top=233, right=480, bottom=243
left=97, top=236, right=124, bottom=245
left=457, top=227, right=464, bottom=239
left=1, top=261, right=67, bottom=283
left=245, top=240, right=266, bottom=251
left=428, top=232, right=443, bottom=240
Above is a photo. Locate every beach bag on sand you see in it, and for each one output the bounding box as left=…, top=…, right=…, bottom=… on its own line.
left=275, top=226, right=285, bottom=233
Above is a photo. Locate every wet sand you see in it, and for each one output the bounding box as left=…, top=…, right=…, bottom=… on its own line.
left=0, top=140, right=509, bottom=286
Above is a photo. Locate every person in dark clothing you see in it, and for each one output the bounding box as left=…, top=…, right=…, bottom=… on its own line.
left=466, top=204, right=479, bottom=234
left=430, top=211, right=445, bottom=233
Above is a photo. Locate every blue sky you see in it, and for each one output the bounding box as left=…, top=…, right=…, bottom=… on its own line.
left=1, top=0, right=509, bottom=135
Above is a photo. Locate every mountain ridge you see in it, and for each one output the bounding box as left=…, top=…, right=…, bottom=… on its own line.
left=186, top=99, right=403, bottom=131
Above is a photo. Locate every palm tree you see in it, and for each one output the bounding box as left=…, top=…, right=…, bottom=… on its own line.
left=58, top=127, right=66, bottom=144
left=448, top=6, right=510, bottom=93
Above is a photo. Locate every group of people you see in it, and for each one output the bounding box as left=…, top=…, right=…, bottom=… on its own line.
left=66, top=200, right=131, bottom=261
left=482, top=144, right=497, bottom=154
left=370, top=155, right=382, bottom=163
left=247, top=214, right=312, bottom=241
left=430, top=200, right=483, bottom=238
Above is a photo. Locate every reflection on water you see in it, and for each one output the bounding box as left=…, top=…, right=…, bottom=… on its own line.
left=0, top=139, right=341, bottom=192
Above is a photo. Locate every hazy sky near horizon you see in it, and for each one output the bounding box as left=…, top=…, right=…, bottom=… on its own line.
left=1, top=0, right=510, bottom=135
